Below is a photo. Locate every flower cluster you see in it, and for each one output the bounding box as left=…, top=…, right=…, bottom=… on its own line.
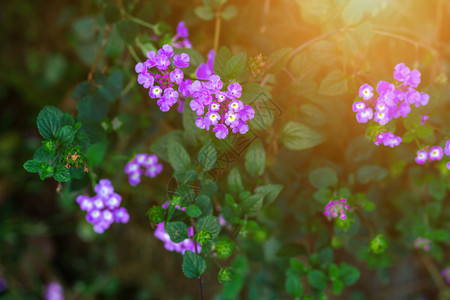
left=189, top=75, right=255, bottom=139
left=135, top=44, right=191, bottom=112
left=172, top=21, right=192, bottom=49
left=353, top=63, right=430, bottom=147
left=413, top=237, right=431, bottom=251
left=154, top=222, right=199, bottom=254
left=124, top=153, right=163, bottom=186
left=442, top=267, right=450, bottom=284
left=374, top=132, right=402, bottom=147
left=44, top=282, right=64, bottom=300
left=323, top=198, right=350, bottom=220
left=415, top=140, right=450, bottom=168
left=76, top=179, right=129, bottom=234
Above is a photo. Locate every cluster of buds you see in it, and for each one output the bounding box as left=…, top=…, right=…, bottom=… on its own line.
left=414, top=237, right=431, bottom=252
left=248, top=53, right=271, bottom=77
left=323, top=198, right=350, bottom=221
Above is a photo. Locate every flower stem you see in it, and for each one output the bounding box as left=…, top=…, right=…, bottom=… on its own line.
left=127, top=45, right=140, bottom=63
left=213, top=12, right=221, bottom=54
left=126, top=14, right=160, bottom=34
left=87, top=25, right=111, bottom=82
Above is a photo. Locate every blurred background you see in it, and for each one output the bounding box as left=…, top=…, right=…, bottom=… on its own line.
left=1, top=0, right=450, bottom=299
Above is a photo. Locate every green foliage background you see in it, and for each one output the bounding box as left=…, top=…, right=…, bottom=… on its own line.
left=1, top=0, right=450, bottom=299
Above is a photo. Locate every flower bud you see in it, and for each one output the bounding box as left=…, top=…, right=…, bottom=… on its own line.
left=147, top=206, right=166, bottom=224
left=370, top=234, right=387, bottom=254
left=218, top=267, right=233, bottom=283
left=195, top=229, right=212, bottom=246
left=213, top=238, right=234, bottom=260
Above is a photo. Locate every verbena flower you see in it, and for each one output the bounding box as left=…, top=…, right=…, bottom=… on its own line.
left=124, top=153, right=163, bottom=186
left=444, top=139, right=450, bottom=156
left=189, top=75, right=254, bottom=139
left=135, top=45, right=191, bottom=112
left=442, top=267, right=450, bottom=284
left=415, top=150, right=428, bottom=165
left=374, top=132, right=402, bottom=147
left=196, top=50, right=215, bottom=80
left=429, top=146, right=443, bottom=161
left=44, top=282, right=64, bottom=300
left=172, top=21, right=192, bottom=48
left=324, top=199, right=350, bottom=221
left=414, top=237, right=431, bottom=251
left=76, top=179, right=129, bottom=234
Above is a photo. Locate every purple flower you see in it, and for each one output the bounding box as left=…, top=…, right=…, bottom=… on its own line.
left=382, top=132, right=402, bottom=148
left=441, top=267, right=450, bottom=284
left=209, top=102, right=220, bottom=112
left=232, top=121, right=249, bottom=134
left=207, top=75, right=224, bottom=91
left=135, top=62, right=145, bottom=73
left=173, top=53, right=190, bottom=69
left=213, top=124, right=229, bottom=139
left=195, top=117, right=206, bottom=129
left=154, top=222, right=200, bottom=254
left=105, top=193, right=121, bottom=210
left=128, top=172, right=141, bottom=186
left=137, top=73, right=155, bottom=89
left=78, top=196, right=94, bottom=212
left=225, top=111, right=239, bottom=127
left=352, top=101, right=365, bottom=112
left=405, top=69, right=421, bottom=88
left=415, top=150, right=428, bottom=165
left=324, top=199, right=350, bottom=221
left=145, top=163, right=163, bottom=178
left=374, top=111, right=390, bottom=126
left=359, top=84, right=374, bottom=100
left=445, top=140, right=450, bottom=156
left=421, top=115, right=429, bottom=125
left=356, top=108, right=373, bottom=123
left=393, top=63, right=410, bottom=82
left=95, top=179, right=114, bottom=199
left=124, top=161, right=140, bottom=175
left=206, top=111, right=221, bottom=126
left=196, top=50, right=215, bottom=80
left=190, top=99, right=205, bottom=115
left=158, top=44, right=174, bottom=58
left=414, top=237, right=431, bottom=252
left=447, top=162, right=450, bottom=170
left=239, top=105, right=255, bottom=121
left=227, top=83, right=242, bottom=98
left=429, top=146, right=443, bottom=161
left=114, top=207, right=130, bottom=223
left=170, top=68, right=184, bottom=85
left=44, top=282, right=64, bottom=300
left=176, top=21, right=189, bottom=38
left=155, top=53, right=171, bottom=71
left=229, top=100, right=244, bottom=112
left=149, top=86, right=163, bottom=99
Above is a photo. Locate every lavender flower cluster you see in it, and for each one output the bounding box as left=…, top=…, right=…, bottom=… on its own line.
left=442, top=267, right=450, bottom=284
left=374, top=132, right=402, bottom=148
left=44, top=282, right=64, bottom=300
left=135, top=44, right=191, bottom=112
left=172, top=21, right=192, bottom=49
left=413, top=237, right=431, bottom=252
left=415, top=140, right=450, bottom=168
left=76, top=179, right=129, bottom=234
left=153, top=202, right=200, bottom=254
left=124, top=153, right=163, bottom=186
left=189, top=75, right=255, bottom=139
left=324, top=198, right=350, bottom=221
left=353, top=63, right=430, bottom=147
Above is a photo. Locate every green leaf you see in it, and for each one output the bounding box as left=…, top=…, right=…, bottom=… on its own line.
left=165, top=221, right=189, bottom=243
left=308, top=167, right=338, bottom=189
left=269, top=48, right=293, bottom=74
left=241, top=194, right=264, bottom=217
left=357, top=165, right=388, bottom=184
left=33, top=147, right=57, bottom=163
left=402, top=131, right=415, bottom=143
left=103, top=4, right=121, bottom=23
left=198, top=143, right=217, bottom=172
left=319, top=70, right=348, bottom=96
left=53, top=165, right=71, bottom=182
left=244, top=140, right=266, bottom=177
left=116, top=20, right=139, bottom=45
left=342, top=0, right=365, bottom=26
left=403, top=113, right=421, bottom=130
left=182, top=250, right=207, bottom=278
left=186, top=204, right=202, bottom=218
left=429, top=179, right=446, bottom=201
left=254, top=184, right=283, bottom=205
left=228, top=167, right=244, bottom=195
left=195, top=6, right=214, bottom=21
left=221, top=5, right=237, bottom=20
left=328, top=264, right=340, bottom=281
left=195, top=195, right=213, bottom=216
left=280, top=121, right=324, bottom=151
left=308, top=41, right=337, bottom=66
left=168, top=139, right=191, bottom=172
left=37, top=106, right=63, bottom=139
left=355, top=21, right=374, bottom=47
left=342, top=32, right=359, bottom=62
left=57, top=125, right=75, bottom=146
left=331, top=279, right=344, bottom=295
left=213, top=46, right=232, bottom=78
left=77, top=95, right=108, bottom=122
left=240, top=82, right=272, bottom=103
left=339, top=263, right=360, bottom=286
left=225, top=52, right=247, bottom=80
left=416, top=126, right=433, bottom=138
left=431, top=229, right=450, bottom=242
left=197, top=215, right=221, bottom=238
left=23, top=160, right=41, bottom=173
left=286, top=275, right=303, bottom=297
left=276, top=243, right=308, bottom=257
left=151, top=131, right=184, bottom=162
left=307, top=270, right=328, bottom=290
left=313, top=188, right=333, bottom=204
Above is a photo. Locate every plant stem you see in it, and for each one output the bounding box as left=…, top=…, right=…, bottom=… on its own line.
left=373, top=29, right=436, bottom=53
left=126, top=14, right=159, bottom=33
left=419, top=254, right=447, bottom=291
left=87, top=25, right=111, bottom=82
left=290, top=28, right=345, bottom=58
left=213, top=12, right=221, bottom=54
left=127, top=45, right=140, bottom=63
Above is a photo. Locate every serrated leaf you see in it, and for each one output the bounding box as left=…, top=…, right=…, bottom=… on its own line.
left=228, top=166, right=244, bottom=195
left=280, top=121, right=323, bottom=151
left=241, top=194, right=264, bottom=217
left=168, top=139, right=191, bottom=172
left=57, top=125, right=75, bottom=146
left=33, top=147, right=57, bottom=164
left=53, top=165, right=71, bottom=182
left=244, top=139, right=266, bottom=177
left=240, top=82, right=271, bottom=103
left=197, top=215, right=221, bottom=238
left=186, top=204, right=202, bottom=218
left=37, top=106, right=63, bottom=139
left=319, top=70, right=348, bottom=96
left=165, top=221, right=189, bottom=243
left=23, top=160, right=41, bottom=173
left=225, top=52, right=246, bottom=80
left=198, top=143, right=217, bottom=172
left=195, top=6, right=214, bottom=21
left=254, top=184, right=283, bottom=205
left=195, top=195, right=213, bottom=216
left=307, top=270, right=328, bottom=290
left=182, top=250, right=207, bottom=278
left=286, top=275, right=303, bottom=297
left=309, top=167, right=338, bottom=189
left=213, top=46, right=231, bottom=78
left=269, top=48, right=293, bottom=74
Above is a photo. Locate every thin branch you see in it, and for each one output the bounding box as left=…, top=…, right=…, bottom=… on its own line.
left=373, top=29, right=436, bottom=53
left=290, top=28, right=345, bottom=58
left=87, top=25, right=111, bottom=82
left=213, top=11, right=222, bottom=54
